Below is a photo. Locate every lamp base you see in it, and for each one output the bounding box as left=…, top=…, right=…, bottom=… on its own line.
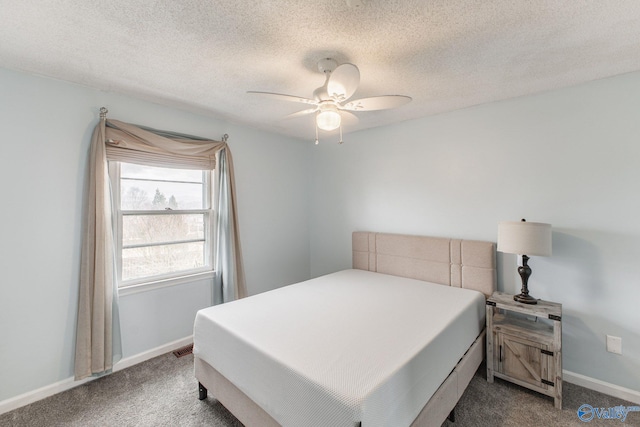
left=513, top=293, right=538, bottom=305
left=514, top=254, right=538, bottom=304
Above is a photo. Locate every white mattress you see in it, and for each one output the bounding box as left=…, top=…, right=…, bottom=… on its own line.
left=193, top=269, right=485, bottom=427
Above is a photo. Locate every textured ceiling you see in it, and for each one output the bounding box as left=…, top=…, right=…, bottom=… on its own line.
left=2, top=1, right=640, bottom=141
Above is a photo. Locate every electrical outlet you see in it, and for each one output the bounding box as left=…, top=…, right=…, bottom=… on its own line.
left=606, top=335, right=622, bottom=355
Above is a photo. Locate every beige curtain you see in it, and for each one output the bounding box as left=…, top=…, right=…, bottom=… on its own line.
left=75, top=117, right=246, bottom=380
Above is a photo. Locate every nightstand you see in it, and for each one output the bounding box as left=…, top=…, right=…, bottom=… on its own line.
left=486, top=291, right=562, bottom=409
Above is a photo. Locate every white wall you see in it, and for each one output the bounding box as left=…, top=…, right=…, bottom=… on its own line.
left=0, top=67, right=311, bottom=402
left=310, top=71, right=640, bottom=393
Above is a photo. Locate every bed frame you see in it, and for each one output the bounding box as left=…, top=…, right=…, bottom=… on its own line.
left=195, top=231, right=496, bottom=427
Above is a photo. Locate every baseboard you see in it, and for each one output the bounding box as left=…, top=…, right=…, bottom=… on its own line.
left=564, top=370, right=640, bottom=405
left=112, top=336, right=193, bottom=372
left=0, top=335, right=193, bottom=415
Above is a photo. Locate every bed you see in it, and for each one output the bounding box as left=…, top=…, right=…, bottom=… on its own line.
left=193, top=231, right=496, bottom=427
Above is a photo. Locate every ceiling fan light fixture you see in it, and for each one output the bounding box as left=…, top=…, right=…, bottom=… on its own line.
left=248, top=58, right=411, bottom=139
left=316, top=110, right=341, bottom=131
left=316, top=105, right=341, bottom=131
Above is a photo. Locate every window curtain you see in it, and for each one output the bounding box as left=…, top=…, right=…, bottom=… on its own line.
left=214, top=148, right=244, bottom=304
left=75, top=116, right=246, bottom=380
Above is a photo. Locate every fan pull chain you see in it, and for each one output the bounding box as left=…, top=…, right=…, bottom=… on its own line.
left=314, top=125, right=319, bottom=145
left=339, top=125, right=343, bottom=144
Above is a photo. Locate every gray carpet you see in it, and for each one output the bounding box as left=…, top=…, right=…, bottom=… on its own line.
left=1, top=352, right=638, bottom=426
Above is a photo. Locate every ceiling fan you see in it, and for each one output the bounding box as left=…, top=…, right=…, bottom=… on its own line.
left=248, top=58, right=411, bottom=144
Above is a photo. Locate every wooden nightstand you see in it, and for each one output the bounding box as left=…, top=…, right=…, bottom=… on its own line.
left=486, top=291, right=562, bottom=409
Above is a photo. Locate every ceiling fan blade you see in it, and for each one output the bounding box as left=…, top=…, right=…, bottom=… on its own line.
left=341, top=95, right=412, bottom=111
left=247, top=91, right=317, bottom=105
left=339, top=111, right=359, bottom=126
left=283, top=108, right=318, bottom=119
left=327, top=63, right=360, bottom=101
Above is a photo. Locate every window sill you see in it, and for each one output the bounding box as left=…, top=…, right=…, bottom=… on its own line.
left=118, top=270, right=215, bottom=297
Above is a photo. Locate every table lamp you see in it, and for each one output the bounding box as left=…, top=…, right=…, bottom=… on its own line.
left=497, top=219, right=552, bottom=304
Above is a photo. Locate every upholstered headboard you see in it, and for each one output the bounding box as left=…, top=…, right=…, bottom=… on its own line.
left=353, top=231, right=496, bottom=297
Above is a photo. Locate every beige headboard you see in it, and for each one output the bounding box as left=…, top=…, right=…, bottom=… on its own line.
left=353, top=231, right=496, bottom=297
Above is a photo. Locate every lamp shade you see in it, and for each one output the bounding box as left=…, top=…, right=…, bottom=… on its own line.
left=497, top=220, right=552, bottom=257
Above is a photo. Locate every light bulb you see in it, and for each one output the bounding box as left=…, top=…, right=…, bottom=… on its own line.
left=316, top=110, right=341, bottom=131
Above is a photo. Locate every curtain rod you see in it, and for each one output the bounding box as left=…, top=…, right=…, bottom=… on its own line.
left=98, top=106, right=229, bottom=142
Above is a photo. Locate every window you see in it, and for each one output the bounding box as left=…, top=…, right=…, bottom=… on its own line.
left=110, top=162, right=214, bottom=288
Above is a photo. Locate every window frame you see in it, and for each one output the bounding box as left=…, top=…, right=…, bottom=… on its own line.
left=109, top=161, right=216, bottom=293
